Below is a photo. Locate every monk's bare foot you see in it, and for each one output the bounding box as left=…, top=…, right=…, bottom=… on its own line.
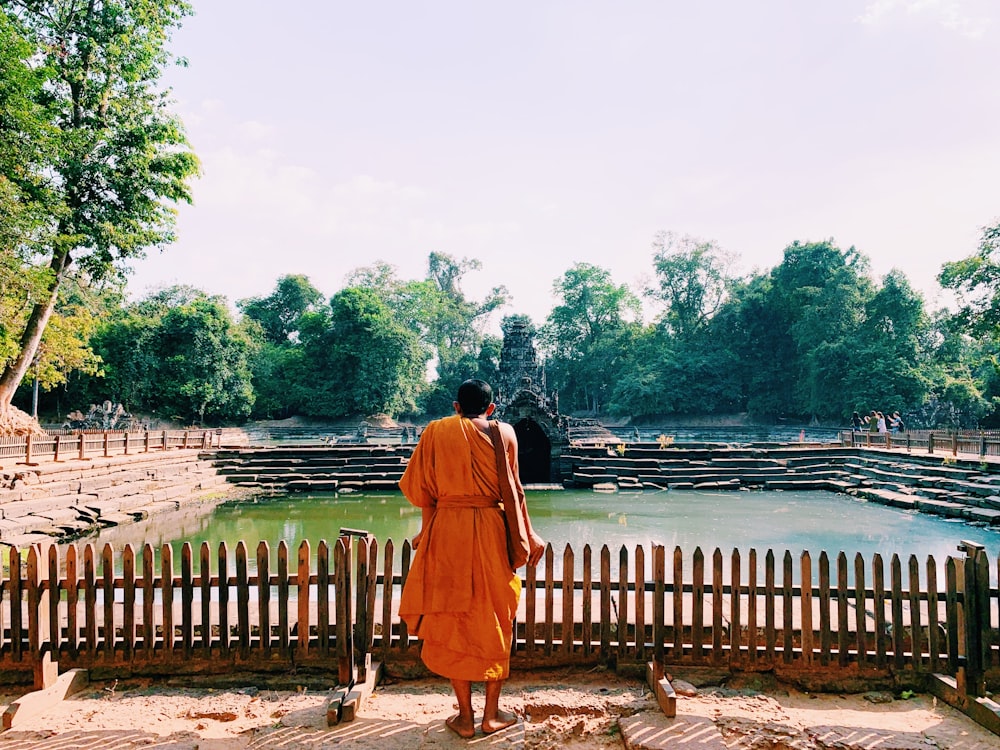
left=446, top=713, right=476, bottom=739
left=481, top=709, right=517, bottom=734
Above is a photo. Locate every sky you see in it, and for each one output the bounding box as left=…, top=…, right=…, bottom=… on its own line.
left=126, top=0, right=1000, bottom=328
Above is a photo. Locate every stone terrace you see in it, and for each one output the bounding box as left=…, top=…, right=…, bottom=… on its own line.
left=0, top=450, right=230, bottom=548
left=564, top=443, right=1000, bottom=526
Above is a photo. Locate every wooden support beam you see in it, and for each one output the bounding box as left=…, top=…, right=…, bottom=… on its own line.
left=327, top=660, right=383, bottom=726
left=3, top=669, right=89, bottom=730
left=646, top=661, right=677, bottom=718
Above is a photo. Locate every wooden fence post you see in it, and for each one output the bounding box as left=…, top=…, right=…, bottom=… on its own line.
left=53, top=435, right=61, bottom=463
left=144, top=431, right=150, bottom=453
left=123, top=432, right=129, bottom=455
left=102, top=432, right=110, bottom=458
left=952, top=433, right=959, bottom=457
left=959, top=541, right=989, bottom=698
left=928, top=432, right=935, bottom=455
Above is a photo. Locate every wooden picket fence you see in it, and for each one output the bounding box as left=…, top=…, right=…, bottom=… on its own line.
left=0, top=538, right=996, bottom=697
left=0, top=430, right=221, bottom=464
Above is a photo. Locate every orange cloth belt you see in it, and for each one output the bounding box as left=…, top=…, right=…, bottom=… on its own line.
left=435, top=495, right=499, bottom=509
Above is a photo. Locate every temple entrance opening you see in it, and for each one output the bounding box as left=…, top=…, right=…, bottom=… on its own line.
left=514, top=417, right=551, bottom=484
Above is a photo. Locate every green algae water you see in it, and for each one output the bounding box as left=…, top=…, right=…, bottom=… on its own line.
left=90, top=488, right=1000, bottom=581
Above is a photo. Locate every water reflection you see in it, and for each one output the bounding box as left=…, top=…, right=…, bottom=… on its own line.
left=67, top=489, right=1000, bottom=584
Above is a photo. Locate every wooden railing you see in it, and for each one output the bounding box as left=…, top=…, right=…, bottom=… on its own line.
left=1, top=538, right=996, bottom=697
left=840, top=429, right=1000, bottom=458
left=0, top=429, right=221, bottom=465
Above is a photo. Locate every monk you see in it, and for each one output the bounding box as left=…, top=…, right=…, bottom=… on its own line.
left=398, top=378, right=545, bottom=738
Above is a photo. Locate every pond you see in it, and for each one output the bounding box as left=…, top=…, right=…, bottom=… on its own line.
left=84, top=488, right=1000, bottom=582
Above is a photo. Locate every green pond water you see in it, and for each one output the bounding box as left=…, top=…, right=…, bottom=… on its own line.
left=89, top=488, right=1000, bottom=582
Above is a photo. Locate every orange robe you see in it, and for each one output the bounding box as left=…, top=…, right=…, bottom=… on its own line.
left=397, top=415, right=522, bottom=681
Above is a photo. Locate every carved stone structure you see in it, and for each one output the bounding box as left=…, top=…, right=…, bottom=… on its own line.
left=64, top=401, right=142, bottom=431
left=495, top=318, right=568, bottom=483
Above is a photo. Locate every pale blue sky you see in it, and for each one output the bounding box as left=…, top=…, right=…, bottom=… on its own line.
left=128, top=0, right=1000, bottom=327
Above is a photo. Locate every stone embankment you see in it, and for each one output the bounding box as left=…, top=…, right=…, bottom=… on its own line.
left=210, top=445, right=410, bottom=493
left=0, top=450, right=231, bottom=549
left=565, top=443, right=1000, bottom=526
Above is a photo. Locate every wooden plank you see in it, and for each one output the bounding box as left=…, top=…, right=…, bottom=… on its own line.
left=582, top=544, right=593, bottom=657
left=364, top=538, right=378, bottom=667
left=336, top=536, right=355, bottom=687
left=926, top=556, right=940, bottom=673
left=653, top=545, right=665, bottom=665
left=854, top=553, right=867, bottom=667
left=617, top=546, right=629, bottom=663
left=318, top=540, right=331, bottom=657
left=83, top=545, right=96, bottom=659
left=711, top=548, right=723, bottom=665
left=909, top=555, right=923, bottom=671
left=354, top=538, right=369, bottom=672
left=818, top=551, right=830, bottom=665
left=399, top=540, right=411, bottom=650
left=103, top=544, right=115, bottom=660
left=672, top=546, right=683, bottom=662
left=66, top=546, right=79, bottom=659
left=891, top=554, right=904, bottom=670
left=600, top=545, right=610, bottom=665
left=277, top=541, right=289, bottom=655
left=836, top=552, right=848, bottom=667
left=730, top=548, right=741, bottom=669
left=10, top=547, right=23, bottom=661
left=2, top=669, right=89, bottom=730
left=218, top=542, right=230, bottom=657
left=200, top=542, right=212, bottom=656
left=298, top=540, right=311, bottom=656
left=526, top=550, right=538, bottom=656
left=235, top=541, right=249, bottom=660
left=693, top=547, right=704, bottom=663
left=945, top=556, right=959, bottom=674
left=782, top=551, right=793, bottom=664
left=257, top=542, right=271, bottom=656
left=181, top=543, right=194, bottom=659
left=380, top=540, right=393, bottom=662
left=562, top=545, right=575, bottom=654
left=544, top=544, right=555, bottom=656
left=873, top=554, right=886, bottom=668
left=122, top=545, right=135, bottom=660
left=765, top=549, right=775, bottom=665
left=26, top=547, right=40, bottom=668
left=47, top=545, right=61, bottom=661
left=800, top=551, right=812, bottom=665
left=635, top=545, right=646, bottom=663
left=748, top=549, right=758, bottom=666
left=645, top=661, right=676, bottom=718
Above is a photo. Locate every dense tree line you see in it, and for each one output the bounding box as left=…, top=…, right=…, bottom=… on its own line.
left=12, top=228, right=1000, bottom=429
left=3, top=5, right=1000, bottom=430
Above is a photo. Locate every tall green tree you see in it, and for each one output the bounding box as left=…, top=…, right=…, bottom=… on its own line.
left=541, top=263, right=641, bottom=414
left=0, top=1, right=199, bottom=424
left=299, top=287, right=427, bottom=418
left=938, top=219, right=1000, bottom=339
left=646, top=231, right=736, bottom=339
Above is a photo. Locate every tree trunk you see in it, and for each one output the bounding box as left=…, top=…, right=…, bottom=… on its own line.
left=0, top=249, right=71, bottom=418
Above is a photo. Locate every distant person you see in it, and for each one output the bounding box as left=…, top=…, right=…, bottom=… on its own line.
left=851, top=411, right=863, bottom=432
left=397, top=379, right=545, bottom=738
left=877, top=411, right=887, bottom=434
left=868, top=410, right=879, bottom=434
left=890, top=411, right=905, bottom=433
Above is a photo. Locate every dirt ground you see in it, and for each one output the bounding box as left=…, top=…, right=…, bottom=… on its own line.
left=0, top=668, right=997, bottom=749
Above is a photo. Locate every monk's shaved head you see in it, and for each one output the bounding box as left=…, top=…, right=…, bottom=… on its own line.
left=456, top=379, right=493, bottom=416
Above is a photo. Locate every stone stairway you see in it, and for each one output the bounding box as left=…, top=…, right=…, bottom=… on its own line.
left=0, top=450, right=230, bottom=548
left=563, top=444, right=1000, bottom=526
left=209, top=445, right=412, bottom=493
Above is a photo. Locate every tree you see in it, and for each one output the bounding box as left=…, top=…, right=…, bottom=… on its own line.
left=299, top=287, right=427, bottom=418
left=938, top=218, right=1000, bottom=338
left=88, top=287, right=254, bottom=425
left=237, top=274, right=324, bottom=345
left=541, top=263, right=641, bottom=414
left=0, top=2, right=199, bottom=424
left=646, top=231, right=736, bottom=339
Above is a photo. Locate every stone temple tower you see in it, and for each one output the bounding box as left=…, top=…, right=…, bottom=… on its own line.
left=495, top=317, right=567, bottom=484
